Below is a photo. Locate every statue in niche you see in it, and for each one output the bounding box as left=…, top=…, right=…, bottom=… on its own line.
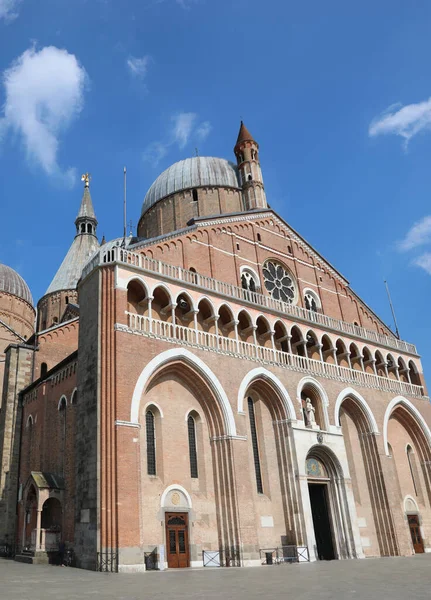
left=305, top=397, right=317, bottom=427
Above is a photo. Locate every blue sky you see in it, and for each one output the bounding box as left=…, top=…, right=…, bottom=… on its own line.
left=1, top=0, right=431, bottom=376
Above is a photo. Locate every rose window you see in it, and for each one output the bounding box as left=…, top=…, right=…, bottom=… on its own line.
left=262, top=261, right=296, bottom=303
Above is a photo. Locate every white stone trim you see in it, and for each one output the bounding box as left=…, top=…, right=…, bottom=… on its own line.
left=70, top=387, right=78, bottom=405
left=115, top=420, right=141, bottom=428
left=118, top=564, right=146, bottom=573
left=195, top=295, right=217, bottom=315
left=303, top=287, right=322, bottom=310
left=130, top=348, right=237, bottom=436
left=161, top=484, right=192, bottom=508
left=57, top=395, right=67, bottom=410
left=190, top=560, right=204, bottom=568
left=237, top=367, right=296, bottom=420
left=296, top=376, right=330, bottom=429
left=334, top=387, right=379, bottom=433
left=383, top=396, right=431, bottom=456
left=149, top=281, right=173, bottom=302
left=404, top=494, right=419, bottom=513
left=143, top=401, right=164, bottom=418
left=173, top=289, right=196, bottom=311
left=117, top=272, right=150, bottom=295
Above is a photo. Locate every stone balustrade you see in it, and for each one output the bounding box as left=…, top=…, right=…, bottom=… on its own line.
left=119, top=313, right=426, bottom=400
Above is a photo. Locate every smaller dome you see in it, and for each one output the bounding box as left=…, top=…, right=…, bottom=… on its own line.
left=0, top=264, right=33, bottom=305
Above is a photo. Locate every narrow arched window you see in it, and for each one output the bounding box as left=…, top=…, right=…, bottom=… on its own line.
left=146, top=410, right=156, bottom=475
left=192, top=189, right=198, bottom=202
left=248, top=398, right=263, bottom=493
left=40, top=362, right=48, bottom=378
left=59, top=398, right=67, bottom=475
left=407, top=445, right=418, bottom=496
left=188, top=416, right=198, bottom=479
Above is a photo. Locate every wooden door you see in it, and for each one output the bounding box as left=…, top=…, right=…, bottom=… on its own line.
left=166, top=513, right=189, bottom=568
left=408, top=515, right=424, bottom=554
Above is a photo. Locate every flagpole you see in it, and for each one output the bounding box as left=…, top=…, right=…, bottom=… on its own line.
left=384, top=280, right=400, bottom=339
left=123, top=167, right=127, bottom=247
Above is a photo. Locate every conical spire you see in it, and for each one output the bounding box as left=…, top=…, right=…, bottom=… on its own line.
left=75, top=173, right=98, bottom=230
left=235, top=120, right=255, bottom=147
left=45, top=174, right=99, bottom=295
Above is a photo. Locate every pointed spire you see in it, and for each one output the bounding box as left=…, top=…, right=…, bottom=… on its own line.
left=76, top=173, right=97, bottom=223
left=75, top=173, right=98, bottom=236
left=44, top=175, right=100, bottom=296
left=235, top=120, right=255, bottom=147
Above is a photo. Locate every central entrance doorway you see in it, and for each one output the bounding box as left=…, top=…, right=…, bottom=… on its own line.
left=166, top=512, right=190, bottom=568
left=308, top=483, right=335, bottom=560
left=408, top=515, right=424, bottom=554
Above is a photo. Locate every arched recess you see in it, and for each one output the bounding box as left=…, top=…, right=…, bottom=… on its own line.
left=131, top=348, right=236, bottom=436
left=161, top=484, right=193, bottom=509
left=334, top=388, right=379, bottom=433
left=133, top=349, right=241, bottom=566
left=336, top=388, right=398, bottom=557
left=240, top=368, right=305, bottom=547
left=296, top=377, right=329, bottom=430
left=306, top=444, right=356, bottom=559
left=383, top=397, right=431, bottom=457
left=237, top=368, right=296, bottom=420
left=384, top=397, right=431, bottom=515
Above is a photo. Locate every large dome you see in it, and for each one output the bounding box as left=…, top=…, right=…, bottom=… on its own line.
left=0, top=264, right=33, bottom=305
left=142, top=157, right=240, bottom=214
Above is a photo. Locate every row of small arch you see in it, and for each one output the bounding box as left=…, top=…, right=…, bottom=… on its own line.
left=126, top=278, right=420, bottom=384
left=25, top=388, right=77, bottom=427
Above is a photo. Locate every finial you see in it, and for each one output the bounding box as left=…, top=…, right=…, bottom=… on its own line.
left=81, top=173, right=91, bottom=188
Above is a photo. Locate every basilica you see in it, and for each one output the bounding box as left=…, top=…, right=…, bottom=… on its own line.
left=0, top=122, right=430, bottom=572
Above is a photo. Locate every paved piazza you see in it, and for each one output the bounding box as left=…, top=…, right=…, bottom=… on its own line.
left=1, top=556, right=430, bottom=600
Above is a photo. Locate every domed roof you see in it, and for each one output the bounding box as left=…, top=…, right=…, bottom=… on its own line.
left=0, top=264, right=33, bottom=305
left=142, top=156, right=240, bottom=214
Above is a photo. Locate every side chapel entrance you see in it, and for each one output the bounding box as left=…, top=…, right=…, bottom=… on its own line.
left=407, top=515, right=424, bottom=554
left=165, top=512, right=190, bottom=568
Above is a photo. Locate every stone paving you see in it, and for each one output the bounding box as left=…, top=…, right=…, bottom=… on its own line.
left=1, top=555, right=430, bottom=600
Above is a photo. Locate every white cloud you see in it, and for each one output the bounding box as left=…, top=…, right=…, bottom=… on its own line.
left=171, top=112, right=196, bottom=148
left=196, top=120, right=212, bottom=141
left=0, top=45, right=87, bottom=185
left=398, top=215, right=431, bottom=251
left=143, top=141, right=169, bottom=166
left=126, top=55, right=152, bottom=78
left=0, top=0, right=21, bottom=21
left=143, top=112, right=211, bottom=166
left=414, top=252, right=431, bottom=275
left=369, top=98, right=431, bottom=147
left=176, top=0, right=200, bottom=9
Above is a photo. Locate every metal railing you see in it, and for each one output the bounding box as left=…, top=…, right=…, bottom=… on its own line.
left=260, top=546, right=299, bottom=565
left=97, top=550, right=118, bottom=573
left=122, top=314, right=426, bottom=400
left=82, top=246, right=418, bottom=355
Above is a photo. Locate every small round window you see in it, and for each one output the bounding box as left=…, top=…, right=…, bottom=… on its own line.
left=263, top=261, right=296, bottom=303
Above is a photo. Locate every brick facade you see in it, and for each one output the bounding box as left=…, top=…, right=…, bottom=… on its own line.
left=0, top=123, right=430, bottom=572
